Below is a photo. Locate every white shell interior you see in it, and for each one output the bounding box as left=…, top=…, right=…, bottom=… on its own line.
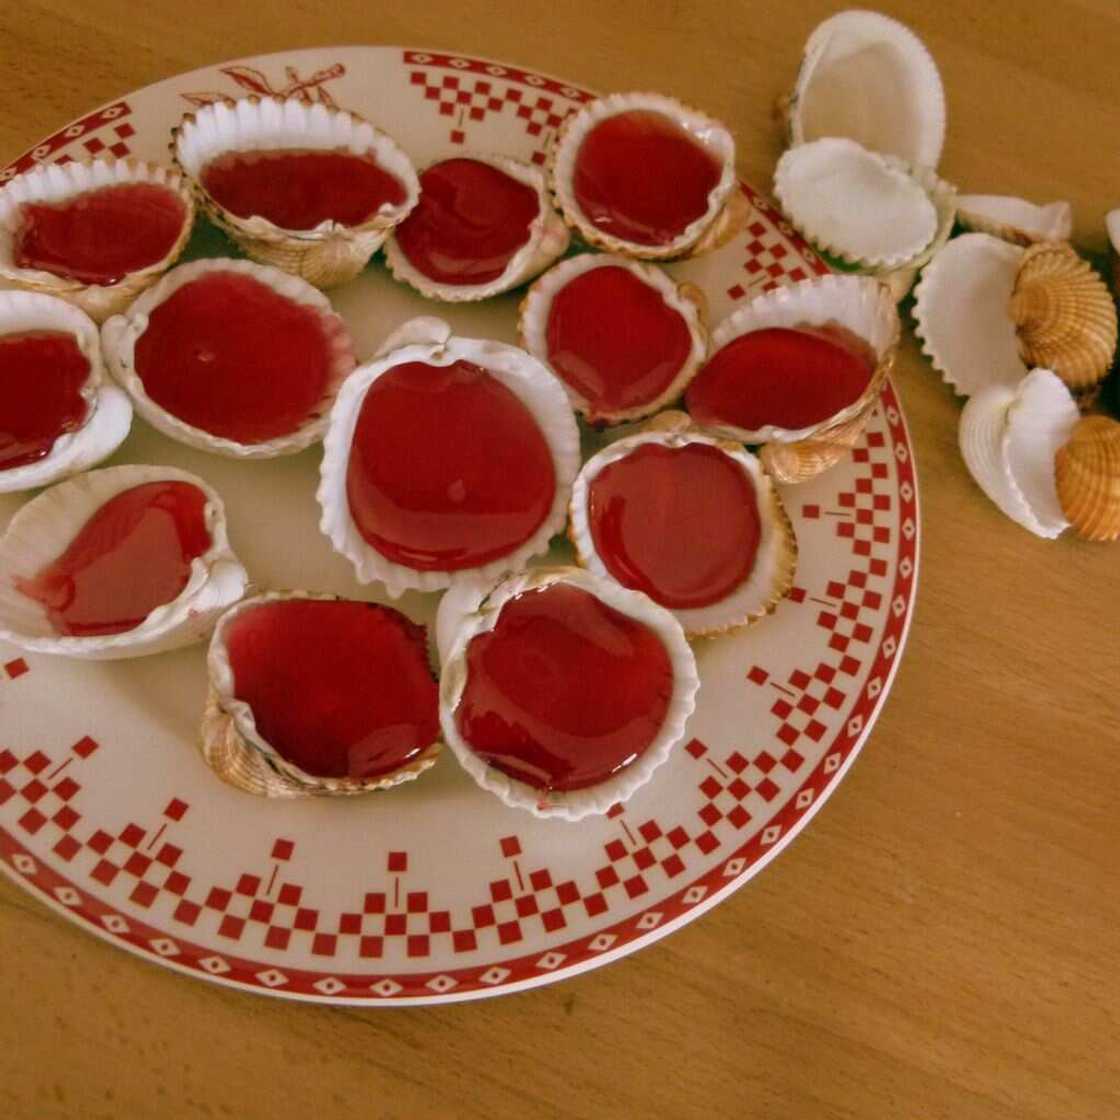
left=957, top=195, right=1072, bottom=244
left=774, top=138, right=938, bottom=269
left=1106, top=209, right=1120, bottom=255
left=912, top=232, right=1027, bottom=397
left=100, top=257, right=356, bottom=458
left=384, top=153, right=569, bottom=301
left=317, top=316, right=581, bottom=597
left=436, top=566, right=700, bottom=821
left=518, top=252, right=707, bottom=420
left=550, top=91, right=737, bottom=258
left=0, top=463, right=248, bottom=657
left=174, top=96, right=419, bottom=236
left=0, top=291, right=132, bottom=492
left=790, top=8, right=946, bottom=169
left=569, top=427, right=793, bottom=635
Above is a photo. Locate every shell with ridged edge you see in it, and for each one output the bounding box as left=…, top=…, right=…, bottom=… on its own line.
left=957, top=195, right=1072, bottom=247
left=1010, top=242, right=1117, bottom=393
left=1054, top=415, right=1120, bottom=542
left=0, top=157, right=195, bottom=323
left=173, top=96, right=419, bottom=289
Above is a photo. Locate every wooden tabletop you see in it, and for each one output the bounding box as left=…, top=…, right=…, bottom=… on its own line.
left=2, top=2, right=1118, bottom=1117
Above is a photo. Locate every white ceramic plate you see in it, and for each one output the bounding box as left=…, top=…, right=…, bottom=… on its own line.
left=0, top=46, right=919, bottom=1004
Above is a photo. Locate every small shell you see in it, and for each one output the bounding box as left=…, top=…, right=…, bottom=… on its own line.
left=773, top=138, right=939, bottom=270
left=517, top=253, right=707, bottom=425
left=101, top=257, right=356, bottom=459
left=317, top=316, right=580, bottom=597
left=784, top=9, right=946, bottom=169
left=173, top=96, right=420, bottom=288
left=568, top=415, right=797, bottom=636
left=958, top=368, right=1079, bottom=538
left=0, top=291, right=131, bottom=493
left=436, top=565, right=699, bottom=821
left=1054, top=415, right=1120, bottom=541
left=912, top=232, right=1027, bottom=397
left=202, top=591, right=441, bottom=798
left=548, top=91, right=740, bottom=261
left=1106, top=210, right=1120, bottom=293
left=1009, top=242, right=1117, bottom=393
left=0, top=158, right=194, bottom=322
left=957, top=195, right=1073, bottom=246
left=384, top=154, right=569, bottom=302
left=0, top=464, right=248, bottom=658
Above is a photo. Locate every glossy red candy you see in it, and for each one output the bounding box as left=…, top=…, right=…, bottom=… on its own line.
left=685, top=325, right=876, bottom=432
left=573, top=109, right=721, bottom=246
left=545, top=265, right=693, bottom=414
left=456, top=582, right=673, bottom=792
left=133, top=271, right=335, bottom=443
left=0, top=331, right=90, bottom=471
left=346, top=359, right=556, bottom=571
left=16, top=481, right=211, bottom=637
left=223, top=598, right=439, bottom=781
left=588, top=442, right=760, bottom=610
left=393, top=158, right=539, bottom=284
left=15, top=182, right=187, bottom=286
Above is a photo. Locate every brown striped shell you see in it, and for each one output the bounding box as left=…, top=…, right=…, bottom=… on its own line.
left=1054, top=415, right=1120, bottom=542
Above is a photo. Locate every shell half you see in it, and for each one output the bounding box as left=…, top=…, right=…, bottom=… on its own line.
left=0, top=463, right=248, bottom=658
left=1054, top=415, right=1120, bottom=542
left=436, top=565, right=699, bottom=821
left=0, top=158, right=194, bottom=322
left=0, top=291, right=131, bottom=493
left=957, top=195, right=1073, bottom=246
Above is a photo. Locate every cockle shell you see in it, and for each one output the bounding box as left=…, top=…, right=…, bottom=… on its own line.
left=548, top=91, right=740, bottom=261
left=1054, top=415, right=1120, bottom=541
left=435, top=565, right=699, bottom=821
left=173, top=96, right=420, bottom=288
left=0, top=291, right=131, bottom=493
left=384, top=153, right=569, bottom=302
left=958, top=368, right=1079, bottom=538
left=201, top=590, right=441, bottom=799
left=1009, top=242, right=1117, bottom=394
left=0, top=157, right=194, bottom=322
left=0, top=464, right=248, bottom=658
left=957, top=195, right=1073, bottom=246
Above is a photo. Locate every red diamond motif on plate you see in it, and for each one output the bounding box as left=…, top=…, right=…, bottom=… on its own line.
left=4, top=658, right=28, bottom=679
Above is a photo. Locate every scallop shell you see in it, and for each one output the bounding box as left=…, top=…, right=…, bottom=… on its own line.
left=0, top=291, right=131, bottom=493
left=957, top=195, right=1073, bottom=246
left=547, top=91, right=740, bottom=261
left=317, top=316, right=580, bottom=597
left=173, top=96, right=419, bottom=288
left=689, top=274, right=899, bottom=483
left=912, top=232, right=1027, bottom=397
left=436, top=565, right=699, bottom=821
left=0, top=158, right=194, bottom=323
left=1107, top=210, right=1120, bottom=293
left=784, top=9, right=946, bottom=169
left=0, top=464, right=248, bottom=658
left=1009, top=242, right=1117, bottom=393
left=201, top=590, right=441, bottom=798
left=568, top=414, right=797, bottom=636
left=1054, top=415, right=1120, bottom=541
left=958, top=368, right=1079, bottom=538
left=384, top=154, right=569, bottom=302
left=101, top=257, right=356, bottom=459
left=773, top=138, right=939, bottom=270
left=517, top=253, right=707, bottom=425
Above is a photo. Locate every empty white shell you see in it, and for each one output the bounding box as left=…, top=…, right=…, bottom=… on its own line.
left=101, top=257, right=356, bottom=458
left=785, top=8, right=946, bottom=169
left=0, top=291, right=131, bottom=493
left=958, top=368, right=1079, bottom=538
left=0, top=157, right=194, bottom=322
left=384, top=154, right=569, bottom=302
left=517, top=253, right=707, bottom=424
left=957, top=195, right=1073, bottom=246
left=913, top=232, right=1027, bottom=397
left=317, top=316, right=580, bottom=598
left=548, top=91, right=738, bottom=260
left=436, top=565, right=699, bottom=821
left=0, top=463, right=248, bottom=658
left=774, top=138, right=938, bottom=270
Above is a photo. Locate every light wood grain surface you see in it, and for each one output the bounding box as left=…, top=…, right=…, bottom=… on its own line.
left=1, top=2, right=1118, bottom=1117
